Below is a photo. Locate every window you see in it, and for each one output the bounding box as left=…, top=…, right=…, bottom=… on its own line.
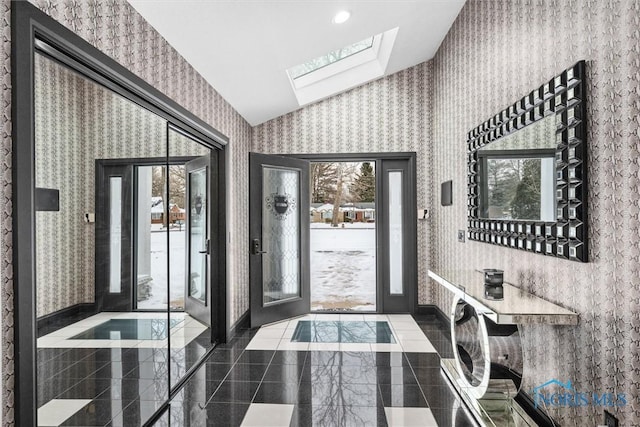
left=286, top=28, right=399, bottom=106
left=288, top=37, right=375, bottom=79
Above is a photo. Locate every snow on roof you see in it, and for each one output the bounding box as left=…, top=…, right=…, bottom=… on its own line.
left=316, top=203, right=334, bottom=212
left=151, top=202, right=164, bottom=213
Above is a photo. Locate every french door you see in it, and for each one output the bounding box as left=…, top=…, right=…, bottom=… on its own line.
left=249, top=153, right=310, bottom=327
left=184, top=154, right=212, bottom=326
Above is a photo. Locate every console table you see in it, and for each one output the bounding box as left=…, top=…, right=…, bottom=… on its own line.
left=428, top=270, right=578, bottom=426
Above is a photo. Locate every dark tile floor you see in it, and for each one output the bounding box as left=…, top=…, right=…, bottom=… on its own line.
left=37, top=327, right=213, bottom=426
left=37, top=314, right=476, bottom=426
left=152, top=314, right=477, bottom=426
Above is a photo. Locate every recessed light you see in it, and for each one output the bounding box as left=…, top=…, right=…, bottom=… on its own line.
left=332, top=10, right=351, bottom=24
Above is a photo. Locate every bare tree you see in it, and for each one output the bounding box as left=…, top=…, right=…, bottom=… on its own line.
left=150, top=165, right=186, bottom=226
left=330, top=163, right=359, bottom=226
left=330, top=163, right=345, bottom=226
left=310, top=163, right=337, bottom=203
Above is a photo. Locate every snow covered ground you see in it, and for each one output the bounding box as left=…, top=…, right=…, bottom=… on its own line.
left=310, top=223, right=376, bottom=311
left=140, top=222, right=377, bottom=312
left=138, top=227, right=186, bottom=310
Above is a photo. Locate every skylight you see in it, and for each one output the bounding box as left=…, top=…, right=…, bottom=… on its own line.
left=288, top=37, right=375, bottom=79
left=286, top=28, right=399, bottom=107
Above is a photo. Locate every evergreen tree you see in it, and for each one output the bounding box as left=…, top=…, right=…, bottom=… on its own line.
left=510, top=159, right=541, bottom=219
left=350, top=162, right=375, bottom=202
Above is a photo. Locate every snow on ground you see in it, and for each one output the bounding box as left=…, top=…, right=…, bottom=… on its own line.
left=140, top=222, right=377, bottom=312
left=310, top=223, right=376, bottom=311
left=137, top=227, right=186, bottom=310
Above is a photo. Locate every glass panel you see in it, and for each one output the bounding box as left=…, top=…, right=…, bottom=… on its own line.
left=262, top=166, right=300, bottom=305
left=388, top=171, right=403, bottom=295
left=309, top=161, right=376, bottom=311
left=288, top=36, right=375, bottom=79
left=109, top=177, right=122, bottom=293
left=188, top=167, right=207, bottom=303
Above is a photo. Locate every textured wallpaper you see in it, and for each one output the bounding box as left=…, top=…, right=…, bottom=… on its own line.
left=430, top=0, right=640, bottom=424
left=253, top=61, right=433, bottom=306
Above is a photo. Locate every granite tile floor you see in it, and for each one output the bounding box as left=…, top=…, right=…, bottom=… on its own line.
left=154, top=314, right=477, bottom=426
left=36, top=313, right=476, bottom=426
left=36, top=313, right=213, bottom=426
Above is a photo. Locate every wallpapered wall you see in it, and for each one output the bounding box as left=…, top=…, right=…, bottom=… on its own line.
left=253, top=61, right=433, bottom=305
left=0, top=0, right=252, bottom=423
left=430, top=0, right=640, bottom=424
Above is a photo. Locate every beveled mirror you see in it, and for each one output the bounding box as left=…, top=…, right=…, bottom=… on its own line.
left=467, top=61, right=588, bottom=262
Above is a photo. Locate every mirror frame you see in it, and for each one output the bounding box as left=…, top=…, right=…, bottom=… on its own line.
left=466, top=61, right=588, bottom=262
left=12, top=2, right=228, bottom=425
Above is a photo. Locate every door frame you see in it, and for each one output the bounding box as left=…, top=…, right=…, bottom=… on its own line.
left=284, top=152, right=418, bottom=314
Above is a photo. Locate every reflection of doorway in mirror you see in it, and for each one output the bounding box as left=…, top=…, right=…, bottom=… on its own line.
left=137, top=165, right=188, bottom=311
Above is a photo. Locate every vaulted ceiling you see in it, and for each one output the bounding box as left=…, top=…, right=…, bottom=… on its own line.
left=128, top=0, right=465, bottom=126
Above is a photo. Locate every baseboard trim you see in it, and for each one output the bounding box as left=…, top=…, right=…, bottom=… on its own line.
left=37, top=303, right=97, bottom=336
left=227, top=310, right=250, bottom=341
left=415, top=304, right=449, bottom=324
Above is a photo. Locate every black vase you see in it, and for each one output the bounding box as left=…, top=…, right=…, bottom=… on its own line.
left=483, top=269, right=504, bottom=300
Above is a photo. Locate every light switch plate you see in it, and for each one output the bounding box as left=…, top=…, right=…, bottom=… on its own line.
left=458, top=230, right=465, bottom=242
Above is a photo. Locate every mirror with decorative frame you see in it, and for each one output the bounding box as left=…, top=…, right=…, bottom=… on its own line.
left=467, top=61, right=588, bottom=262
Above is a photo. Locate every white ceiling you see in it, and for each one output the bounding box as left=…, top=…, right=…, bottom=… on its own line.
left=128, top=0, right=465, bottom=126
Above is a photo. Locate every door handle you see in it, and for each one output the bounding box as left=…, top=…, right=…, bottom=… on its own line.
left=251, top=238, right=267, bottom=255
left=199, top=239, right=210, bottom=255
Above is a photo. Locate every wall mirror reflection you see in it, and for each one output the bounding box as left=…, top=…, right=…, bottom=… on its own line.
left=33, top=48, right=218, bottom=425
left=478, top=115, right=557, bottom=222
left=34, top=50, right=171, bottom=426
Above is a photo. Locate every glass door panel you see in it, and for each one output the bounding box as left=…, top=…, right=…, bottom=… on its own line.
left=188, top=166, right=208, bottom=304
left=109, top=176, right=123, bottom=293
left=262, top=167, right=301, bottom=305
